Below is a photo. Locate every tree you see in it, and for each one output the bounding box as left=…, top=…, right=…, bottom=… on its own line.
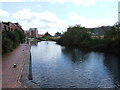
left=15, top=29, right=25, bottom=43
left=55, top=32, right=61, bottom=36
left=2, top=30, right=25, bottom=54
left=104, top=27, right=117, bottom=40
left=59, top=25, right=91, bottom=47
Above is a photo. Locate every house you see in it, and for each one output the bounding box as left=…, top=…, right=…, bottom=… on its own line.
left=14, top=22, right=24, bottom=33
left=29, top=28, right=38, bottom=38
left=43, top=32, right=51, bottom=38
left=25, top=28, right=38, bottom=38
left=0, top=21, right=24, bottom=33
left=44, top=32, right=51, bottom=36
left=38, top=34, right=44, bottom=38
left=87, top=26, right=111, bottom=36
left=25, top=31, right=30, bottom=38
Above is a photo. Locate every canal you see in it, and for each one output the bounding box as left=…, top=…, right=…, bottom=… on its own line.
left=31, top=41, right=120, bottom=88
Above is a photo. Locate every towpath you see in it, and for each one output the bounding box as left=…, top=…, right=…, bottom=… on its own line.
left=2, top=44, right=28, bottom=88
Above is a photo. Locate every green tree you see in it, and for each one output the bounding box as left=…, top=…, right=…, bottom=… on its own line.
left=55, top=32, right=61, bottom=36
left=59, top=25, right=91, bottom=47
left=55, top=24, right=120, bottom=54
left=104, top=27, right=117, bottom=40
left=2, top=30, right=25, bottom=54
left=15, top=29, right=25, bottom=43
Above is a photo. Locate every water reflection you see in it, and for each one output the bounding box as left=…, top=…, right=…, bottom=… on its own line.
left=31, top=41, right=120, bottom=88
left=103, top=54, right=120, bottom=84
left=31, top=41, right=38, bottom=46
left=61, top=47, right=89, bottom=63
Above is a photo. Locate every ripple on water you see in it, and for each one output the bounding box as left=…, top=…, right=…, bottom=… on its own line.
left=31, top=41, right=120, bottom=88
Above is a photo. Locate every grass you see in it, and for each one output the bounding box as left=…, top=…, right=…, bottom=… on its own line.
left=31, top=39, right=40, bottom=42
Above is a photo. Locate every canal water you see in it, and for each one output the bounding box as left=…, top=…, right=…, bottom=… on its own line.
left=31, top=41, right=120, bottom=88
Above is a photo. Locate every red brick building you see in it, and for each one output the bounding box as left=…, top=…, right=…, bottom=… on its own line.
left=43, top=32, right=51, bottom=38
left=25, top=28, right=38, bottom=38
left=25, top=31, right=30, bottom=38
left=38, top=34, right=44, bottom=38
left=0, top=21, right=24, bottom=33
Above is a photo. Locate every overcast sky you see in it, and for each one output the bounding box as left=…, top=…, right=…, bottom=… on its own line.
left=0, top=0, right=119, bottom=35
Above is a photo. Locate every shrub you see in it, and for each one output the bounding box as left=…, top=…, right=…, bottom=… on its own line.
left=2, top=30, right=25, bottom=54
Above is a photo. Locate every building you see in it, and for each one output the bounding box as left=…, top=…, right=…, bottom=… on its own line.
left=29, top=28, right=38, bottom=38
left=43, top=32, right=51, bottom=38
left=25, top=28, right=38, bottom=38
left=0, top=21, right=24, bottom=33
left=118, top=1, right=120, bottom=24
left=87, top=26, right=111, bottom=39
left=38, top=34, right=44, bottom=38
left=25, top=31, right=30, bottom=38
left=14, top=23, right=24, bottom=33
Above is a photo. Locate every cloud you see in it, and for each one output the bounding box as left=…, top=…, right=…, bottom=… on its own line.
left=69, top=12, right=115, bottom=28
left=0, top=9, right=9, bottom=18
left=12, top=9, right=68, bottom=35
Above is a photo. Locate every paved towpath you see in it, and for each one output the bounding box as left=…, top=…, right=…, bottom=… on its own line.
left=2, top=44, right=29, bottom=88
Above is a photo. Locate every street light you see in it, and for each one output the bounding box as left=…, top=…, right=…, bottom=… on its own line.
left=0, top=20, right=2, bottom=31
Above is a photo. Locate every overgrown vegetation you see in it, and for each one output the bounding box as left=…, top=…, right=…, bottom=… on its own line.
left=2, top=29, right=25, bottom=54
left=57, top=24, right=120, bottom=54
left=31, top=39, right=40, bottom=42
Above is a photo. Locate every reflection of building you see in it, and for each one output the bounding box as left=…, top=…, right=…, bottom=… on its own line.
left=25, top=28, right=38, bottom=38
left=0, top=21, right=24, bottom=33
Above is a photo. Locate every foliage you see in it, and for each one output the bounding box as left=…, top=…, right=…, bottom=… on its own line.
left=31, top=39, right=40, bottom=42
left=57, top=24, right=120, bottom=55
left=54, top=32, right=61, bottom=36
left=2, top=37, right=13, bottom=53
left=15, top=29, right=25, bottom=43
left=2, top=30, right=25, bottom=54
left=30, top=35, right=34, bottom=38
left=58, top=25, right=91, bottom=47
left=104, top=27, right=117, bottom=40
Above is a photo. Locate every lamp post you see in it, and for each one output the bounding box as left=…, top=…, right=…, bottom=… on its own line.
left=0, top=20, right=2, bottom=31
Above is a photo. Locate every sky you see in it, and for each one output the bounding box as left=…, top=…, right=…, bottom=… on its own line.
left=0, top=0, right=119, bottom=35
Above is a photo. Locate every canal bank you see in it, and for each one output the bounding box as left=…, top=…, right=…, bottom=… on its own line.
left=2, top=43, right=41, bottom=88
left=20, top=44, right=41, bottom=88
left=2, top=44, right=31, bottom=88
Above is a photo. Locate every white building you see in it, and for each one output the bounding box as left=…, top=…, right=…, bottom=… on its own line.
left=29, top=28, right=38, bottom=38
left=118, top=1, right=120, bottom=23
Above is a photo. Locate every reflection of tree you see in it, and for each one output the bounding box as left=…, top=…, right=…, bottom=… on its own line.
left=103, top=54, right=120, bottom=85
left=31, top=41, right=38, bottom=46
left=61, top=47, right=89, bottom=63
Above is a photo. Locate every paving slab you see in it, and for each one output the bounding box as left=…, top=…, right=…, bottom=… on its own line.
left=2, top=44, right=28, bottom=88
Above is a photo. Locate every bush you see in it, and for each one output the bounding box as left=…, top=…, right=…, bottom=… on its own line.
left=2, top=30, right=25, bottom=54
left=56, top=24, right=120, bottom=55
left=59, top=25, right=91, bottom=47
left=2, top=37, right=13, bottom=53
